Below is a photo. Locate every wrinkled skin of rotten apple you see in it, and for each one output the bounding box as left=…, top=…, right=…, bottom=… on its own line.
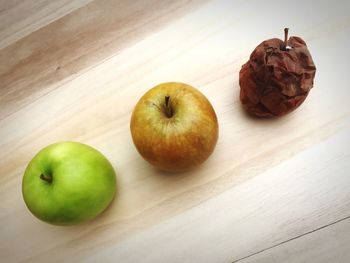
left=239, top=36, right=316, bottom=117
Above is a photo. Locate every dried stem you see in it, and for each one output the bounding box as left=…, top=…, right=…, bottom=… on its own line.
left=164, top=96, right=173, bottom=118
left=40, top=173, right=53, bottom=183
left=283, top=28, right=290, bottom=50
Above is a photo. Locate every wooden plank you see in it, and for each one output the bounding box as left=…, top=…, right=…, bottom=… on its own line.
left=237, top=216, right=350, bottom=263
left=0, top=0, right=93, bottom=49
left=0, top=0, right=207, bottom=121
left=74, top=128, right=350, bottom=263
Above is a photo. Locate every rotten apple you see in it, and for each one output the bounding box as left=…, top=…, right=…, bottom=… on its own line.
left=239, top=28, right=316, bottom=117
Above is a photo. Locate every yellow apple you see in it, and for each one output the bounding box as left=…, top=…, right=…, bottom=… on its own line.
left=130, top=82, right=218, bottom=172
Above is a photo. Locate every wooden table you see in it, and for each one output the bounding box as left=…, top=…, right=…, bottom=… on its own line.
left=1, top=0, right=350, bottom=262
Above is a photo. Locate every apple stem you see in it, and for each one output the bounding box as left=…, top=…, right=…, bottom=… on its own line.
left=40, top=173, right=53, bottom=183
left=164, top=96, right=173, bottom=118
left=283, top=28, right=290, bottom=50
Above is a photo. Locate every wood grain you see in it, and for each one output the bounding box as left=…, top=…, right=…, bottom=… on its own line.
left=78, top=129, right=350, bottom=263
left=0, top=0, right=93, bottom=49
left=238, top=216, right=350, bottom=263
left=0, top=0, right=350, bottom=262
left=0, top=0, right=207, bottom=120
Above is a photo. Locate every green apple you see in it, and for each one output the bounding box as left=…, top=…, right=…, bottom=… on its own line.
left=130, top=82, right=219, bottom=172
left=22, top=142, right=116, bottom=226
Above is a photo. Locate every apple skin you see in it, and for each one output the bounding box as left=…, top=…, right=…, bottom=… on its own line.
left=130, top=82, right=218, bottom=172
left=22, top=142, right=116, bottom=226
left=239, top=29, right=316, bottom=117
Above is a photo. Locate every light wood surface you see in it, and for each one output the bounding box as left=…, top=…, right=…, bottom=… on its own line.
left=0, top=0, right=349, bottom=262
left=0, top=0, right=93, bottom=49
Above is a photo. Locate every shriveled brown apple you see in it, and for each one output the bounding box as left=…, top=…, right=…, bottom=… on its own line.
left=239, top=28, right=316, bottom=117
